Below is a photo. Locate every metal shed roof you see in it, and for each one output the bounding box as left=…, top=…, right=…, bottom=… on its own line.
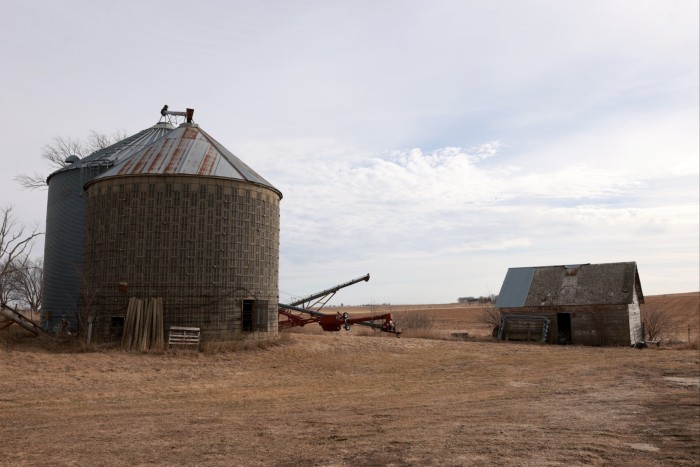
left=46, top=122, right=174, bottom=183
left=91, top=122, right=281, bottom=197
left=495, top=267, right=536, bottom=308
left=495, top=262, right=643, bottom=308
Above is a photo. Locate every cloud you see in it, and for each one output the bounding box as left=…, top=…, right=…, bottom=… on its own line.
left=265, top=124, right=698, bottom=302
left=0, top=0, right=697, bottom=303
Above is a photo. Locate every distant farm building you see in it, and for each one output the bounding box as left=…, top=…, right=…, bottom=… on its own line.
left=457, top=296, right=494, bottom=304
left=495, top=262, right=644, bottom=346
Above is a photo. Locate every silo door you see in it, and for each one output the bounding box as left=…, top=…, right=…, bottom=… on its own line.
left=557, top=313, right=572, bottom=345
left=242, top=300, right=254, bottom=332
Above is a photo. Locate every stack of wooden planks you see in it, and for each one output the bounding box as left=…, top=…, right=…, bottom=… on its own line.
left=121, top=297, right=165, bottom=351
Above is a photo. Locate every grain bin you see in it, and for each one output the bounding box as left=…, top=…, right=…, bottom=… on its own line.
left=80, top=117, right=282, bottom=343
left=41, top=122, right=174, bottom=331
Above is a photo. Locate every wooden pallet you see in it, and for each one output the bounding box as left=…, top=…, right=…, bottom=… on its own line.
left=168, top=326, right=201, bottom=348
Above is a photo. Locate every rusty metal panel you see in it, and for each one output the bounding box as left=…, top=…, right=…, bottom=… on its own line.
left=93, top=123, right=279, bottom=196
left=198, top=146, right=218, bottom=175
left=179, top=139, right=207, bottom=174
left=163, top=137, right=186, bottom=174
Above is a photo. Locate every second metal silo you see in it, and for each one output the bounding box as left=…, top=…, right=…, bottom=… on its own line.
left=41, top=122, right=173, bottom=331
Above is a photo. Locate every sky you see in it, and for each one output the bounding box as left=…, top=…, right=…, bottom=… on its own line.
left=1, top=0, right=698, bottom=305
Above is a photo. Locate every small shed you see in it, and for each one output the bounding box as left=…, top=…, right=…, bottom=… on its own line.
left=495, top=262, right=644, bottom=346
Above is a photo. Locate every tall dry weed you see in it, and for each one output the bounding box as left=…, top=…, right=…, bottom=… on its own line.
left=393, top=310, right=436, bottom=331
left=677, top=337, right=699, bottom=351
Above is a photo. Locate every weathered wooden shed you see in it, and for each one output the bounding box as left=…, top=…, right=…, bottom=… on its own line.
left=495, top=262, right=644, bottom=346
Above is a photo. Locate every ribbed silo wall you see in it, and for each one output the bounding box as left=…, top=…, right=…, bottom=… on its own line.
left=41, top=166, right=102, bottom=331
left=81, top=175, right=280, bottom=342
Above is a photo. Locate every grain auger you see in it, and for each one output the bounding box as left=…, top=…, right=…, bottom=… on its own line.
left=278, top=274, right=401, bottom=337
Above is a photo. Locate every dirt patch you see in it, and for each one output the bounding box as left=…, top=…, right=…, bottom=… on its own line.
left=627, top=443, right=660, bottom=452
left=664, top=376, right=700, bottom=388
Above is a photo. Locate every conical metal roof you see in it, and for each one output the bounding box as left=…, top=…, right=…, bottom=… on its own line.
left=92, top=122, right=281, bottom=196
left=46, top=122, right=174, bottom=183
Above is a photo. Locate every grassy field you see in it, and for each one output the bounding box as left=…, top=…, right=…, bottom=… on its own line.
left=1, top=293, right=698, bottom=466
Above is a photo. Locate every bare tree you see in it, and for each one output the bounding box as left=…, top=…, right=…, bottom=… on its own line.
left=0, top=259, right=20, bottom=306
left=15, top=130, right=127, bottom=190
left=641, top=307, right=675, bottom=342
left=479, top=304, right=501, bottom=330
left=85, top=130, right=127, bottom=153
left=0, top=207, right=42, bottom=315
left=12, top=256, right=43, bottom=321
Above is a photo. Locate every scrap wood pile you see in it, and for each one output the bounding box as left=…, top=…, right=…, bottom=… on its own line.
left=122, top=297, right=164, bottom=351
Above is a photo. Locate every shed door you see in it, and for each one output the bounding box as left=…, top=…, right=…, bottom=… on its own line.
left=557, top=313, right=572, bottom=345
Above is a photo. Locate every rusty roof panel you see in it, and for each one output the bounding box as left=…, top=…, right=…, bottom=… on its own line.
left=93, top=122, right=278, bottom=195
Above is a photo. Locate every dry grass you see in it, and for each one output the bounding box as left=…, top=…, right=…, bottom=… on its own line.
left=1, top=333, right=698, bottom=465
left=392, top=309, right=436, bottom=330
left=200, top=333, right=291, bottom=354
left=1, top=293, right=698, bottom=465
left=677, top=337, right=700, bottom=351
left=642, top=292, right=700, bottom=344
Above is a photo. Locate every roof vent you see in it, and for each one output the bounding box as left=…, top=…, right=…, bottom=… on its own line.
left=65, top=155, right=81, bottom=164
left=160, top=105, right=194, bottom=125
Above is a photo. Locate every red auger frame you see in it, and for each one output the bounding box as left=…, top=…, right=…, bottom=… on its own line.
left=278, top=303, right=400, bottom=336
left=277, top=274, right=401, bottom=337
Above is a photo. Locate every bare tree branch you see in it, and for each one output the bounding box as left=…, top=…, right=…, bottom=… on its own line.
left=85, top=129, right=127, bottom=153
left=641, top=307, right=675, bottom=342
left=0, top=259, right=20, bottom=305
left=14, top=173, right=49, bottom=190
left=0, top=206, right=42, bottom=281
left=12, top=255, right=43, bottom=315
left=479, top=303, right=501, bottom=330
left=41, top=135, right=87, bottom=168
left=16, top=130, right=127, bottom=191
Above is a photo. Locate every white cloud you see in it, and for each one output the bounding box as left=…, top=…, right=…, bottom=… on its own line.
left=273, top=129, right=698, bottom=302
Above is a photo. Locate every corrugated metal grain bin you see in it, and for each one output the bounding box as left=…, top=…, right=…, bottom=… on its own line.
left=41, top=123, right=173, bottom=331
left=80, top=120, right=282, bottom=342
